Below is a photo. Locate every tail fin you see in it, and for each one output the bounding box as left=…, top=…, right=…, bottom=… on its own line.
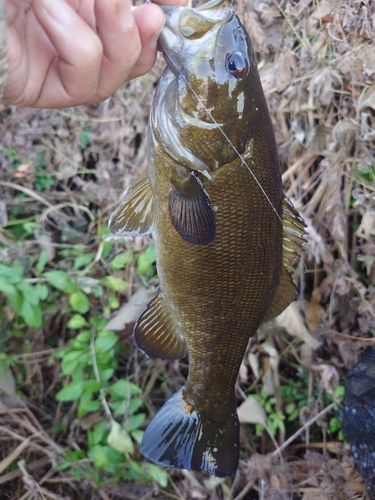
left=141, top=388, right=239, bottom=477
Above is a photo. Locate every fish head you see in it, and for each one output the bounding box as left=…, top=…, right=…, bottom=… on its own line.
left=158, top=0, right=264, bottom=167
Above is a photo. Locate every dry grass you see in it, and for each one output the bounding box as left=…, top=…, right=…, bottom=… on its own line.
left=0, top=0, right=374, bottom=498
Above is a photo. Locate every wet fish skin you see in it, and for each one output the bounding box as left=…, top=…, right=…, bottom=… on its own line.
left=109, top=0, right=306, bottom=477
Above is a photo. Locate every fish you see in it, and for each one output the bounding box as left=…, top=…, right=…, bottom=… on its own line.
left=109, top=0, right=306, bottom=477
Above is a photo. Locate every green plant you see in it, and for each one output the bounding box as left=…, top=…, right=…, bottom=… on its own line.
left=56, top=317, right=168, bottom=487
left=252, top=388, right=286, bottom=437
left=0, top=262, right=44, bottom=328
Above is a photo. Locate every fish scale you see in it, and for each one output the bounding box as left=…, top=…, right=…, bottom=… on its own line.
left=109, top=0, right=306, bottom=477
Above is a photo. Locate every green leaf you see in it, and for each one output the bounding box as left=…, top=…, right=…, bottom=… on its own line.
left=75, top=331, right=91, bottom=343
left=16, top=281, right=39, bottom=305
left=329, top=416, right=341, bottom=434
left=94, top=331, right=118, bottom=354
left=61, top=350, right=86, bottom=375
left=82, top=380, right=102, bottom=393
left=101, top=276, right=127, bottom=292
left=36, top=251, right=48, bottom=274
left=8, top=290, right=23, bottom=314
left=107, top=420, right=134, bottom=454
left=69, top=291, right=90, bottom=314
left=78, top=392, right=101, bottom=417
left=137, top=245, right=156, bottom=276
left=108, top=252, right=133, bottom=271
left=98, top=368, right=114, bottom=383
left=67, top=314, right=89, bottom=329
left=90, top=316, right=107, bottom=331
left=144, top=463, right=168, bottom=488
left=108, top=379, right=141, bottom=400
left=87, top=445, right=124, bottom=469
left=56, top=381, right=84, bottom=402
left=107, top=293, right=120, bottom=310
left=21, top=300, right=43, bottom=328
left=44, top=271, right=77, bottom=293
left=73, top=253, right=96, bottom=270
left=88, top=421, right=107, bottom=448
left=131, top=429, right=143, bottom=445
left=124, top=413, right=146, bottom=432
left=0, top=278, right=16, bottom=296
left=0, top=264, right=24, bottom=284
left=36, top=282, right=48, bottom=301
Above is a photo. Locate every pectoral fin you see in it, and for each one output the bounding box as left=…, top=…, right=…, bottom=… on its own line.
left=169, top=172, right=216, bottom=245
left=263, top=197, right=307, bottom=323
left=134, top=289, right=187, bottom=360
left=109, top=172, right=154, bottom=237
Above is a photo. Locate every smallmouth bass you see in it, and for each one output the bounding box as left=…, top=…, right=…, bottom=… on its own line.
left=109, top=0, right=306, bottom=477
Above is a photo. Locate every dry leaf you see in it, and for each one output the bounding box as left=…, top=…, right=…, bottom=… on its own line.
left=305, top=288, right=326, bottom=331
left=237, top=396, right=266, bottom=425
left=356, top=208, right=375, bottom=240
left=310, top=364, right=340, bottom=394
left=276, top=302, right=321, bottom=350
left=105, top=287, right=152, bottom=331
left=249, top=343, right=279, bottom=395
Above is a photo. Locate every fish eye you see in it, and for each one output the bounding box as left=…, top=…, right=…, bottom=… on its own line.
left=226, top=52, right=247, bottom=78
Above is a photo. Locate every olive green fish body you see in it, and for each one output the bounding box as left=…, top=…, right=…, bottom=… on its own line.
left=109, top=0, right=306, bottom=477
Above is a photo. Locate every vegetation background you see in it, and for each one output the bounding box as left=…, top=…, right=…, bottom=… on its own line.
left=0, top=0, right=374, bottom=498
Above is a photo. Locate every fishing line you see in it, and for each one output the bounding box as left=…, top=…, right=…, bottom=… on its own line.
left=171, top=61, right=283, bottom=225
left=146, top=0, right=282, bottom=224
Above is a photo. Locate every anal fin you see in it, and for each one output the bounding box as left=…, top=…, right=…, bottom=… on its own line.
left=263, top=197, right=307, bottom=323
left=134, top=289, right=187, bottom=360
left=169, top=171, right=216, bottom=245
left=109, top=172, right=154, bottom=237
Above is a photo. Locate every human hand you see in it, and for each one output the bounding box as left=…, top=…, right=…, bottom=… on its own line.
left=3, top=0, right=187, bottom=108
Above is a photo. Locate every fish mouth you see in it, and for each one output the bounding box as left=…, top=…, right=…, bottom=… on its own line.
left=158, top=0, right=231, bottom=47
left=158, top=0, right=232, bottom=78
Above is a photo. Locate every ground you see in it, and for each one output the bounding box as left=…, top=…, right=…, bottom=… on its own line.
left=0, top=0, right=375, bottom=499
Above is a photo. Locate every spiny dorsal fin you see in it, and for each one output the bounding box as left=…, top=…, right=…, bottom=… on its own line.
left=134, top=288, right=187, bottom=360
left=109, top=172, right=154, bottom=237
left=281, top=197, right=307, bottom=272
left=262, top=197, right=307, bottom=324
left=169, top=171, right=216, bottom=245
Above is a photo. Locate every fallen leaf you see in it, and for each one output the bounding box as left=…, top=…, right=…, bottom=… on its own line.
left=310, top=364, right=340, bottom=394
left=105, top=287, right=152, bottom=331
left=276, top=302, right=321, bottom=350
left=237, top=396, right=266, bottom=425
left=305, top=288, right=326, bottom=331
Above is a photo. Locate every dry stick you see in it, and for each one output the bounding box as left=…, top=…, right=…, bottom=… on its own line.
left=0, top=457, right=50, bottom=485
left=0, top=0, right=7, bottom=102
left=0, top=437, right=33, bottom=475
left=0, top=180, right=53, bottom=208
left=270, top=402, right=336, bottom=458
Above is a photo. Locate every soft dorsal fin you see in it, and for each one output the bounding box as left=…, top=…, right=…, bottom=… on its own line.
left=169, top=171, right=216, bottom=245
left=262, top=197, right=307, bottom=324
left=134, top=288, right=188, bottom=360
left=109, top=172, right=154, bottom=237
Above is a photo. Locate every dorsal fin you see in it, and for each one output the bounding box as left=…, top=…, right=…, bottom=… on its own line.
left=262, top=197, right=307, bottom=324
left=109, top=172, right=154, bottom=237
left=134, top=289, right=188, bottom=360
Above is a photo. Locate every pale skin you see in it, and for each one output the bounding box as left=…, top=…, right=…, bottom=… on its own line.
left=3, top=0, right=187, bottom=108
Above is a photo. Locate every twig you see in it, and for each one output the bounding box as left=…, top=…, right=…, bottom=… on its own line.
left=90, top=333, right=112, bottom=420
left=0, top=180, right=53, bottom=208
left=270, top=402, right=336, bottom=457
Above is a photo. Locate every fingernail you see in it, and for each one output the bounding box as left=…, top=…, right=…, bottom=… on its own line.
left=150, top=19, right=165, bottom=48
left=117, top=0, right=134, bottom=29
left=42, top=0, right=73, bottom=26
